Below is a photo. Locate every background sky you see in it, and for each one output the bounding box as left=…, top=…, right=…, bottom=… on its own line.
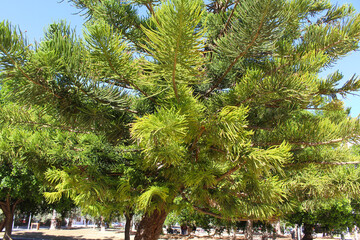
left=1, top=0, right=360, bottom=116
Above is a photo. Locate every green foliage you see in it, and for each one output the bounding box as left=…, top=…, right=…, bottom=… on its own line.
left=2, top=1, right=360, bottom=237
left=132, top=107, right=188, bottom=167
left=0, top=123, right=51, bottom=216
left=141, top=0, right=206, bottom=95
left=287, top=197, right=360, bottom=233
left=137, top=186, right=170, bottom=213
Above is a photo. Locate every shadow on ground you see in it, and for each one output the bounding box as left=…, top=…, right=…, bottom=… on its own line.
left=2, top=228, right=133, bottom=240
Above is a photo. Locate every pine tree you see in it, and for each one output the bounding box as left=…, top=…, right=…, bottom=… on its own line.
left=2, top=1, right=360, bottom=240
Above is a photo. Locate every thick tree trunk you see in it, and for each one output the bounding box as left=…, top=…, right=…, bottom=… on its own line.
left=125, top=212, right=134, bottom=240
left=0, top=196, right=20, bottom=240
left=3, top=211, right=13, bottom=240
left=134, top=208, right=168, bottom=240
left=245, top=220, right=254, bottom=240
left=301, top=224, right=313, bottom=240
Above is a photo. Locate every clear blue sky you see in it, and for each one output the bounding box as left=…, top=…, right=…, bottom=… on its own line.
left=1, top=0, right=360, bottom=116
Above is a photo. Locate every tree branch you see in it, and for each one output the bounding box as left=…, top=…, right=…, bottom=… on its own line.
left=263, top=33, right=360, bottom=83
left=144, top=2, right=160, bottom=25
left=172, top=31, right=180, bottom=101
left=210, top=147, right=227, bottom=154
left=6, top=120, right=92, bottom=134
left=204, top=4, right=270, bottom=97
left=215, top=161, right=247, bottom=183
left=0, top=201, right=6, bottom=210
left=102, top=46, right=155, bottom=103
left=253, top=138, right=349, bottom=148
left=246, top=125, right=274, bottom=131
left=145, top=2, right=155, bottom=16
left=190, top=126, right=206, bottom=151
left=12, top=199, right=22, bottom=213
left=285, top=161, right=360, bottom=167
left=219, top=1, right=239, bottom=37
left=73, top=82, right=138, bottom=114
left=0, top=45, right=62, bottom=99
left=182, top=193, right=265, bottom=221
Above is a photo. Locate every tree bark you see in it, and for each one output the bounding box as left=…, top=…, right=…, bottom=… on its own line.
left=125, top=211, right=134, bottom=240
left=0, top=196, right=20, bottom=240
left=301, top=224, right=313, bottom=240
left=245, top=220, right=254, bottom=240
left=67, top=218, right=73, bottom=228
left=0, top=219, right=5, bottom=232
left=3, top=211, right=13, bottom=240
left=134, top=208, right=168, bottom=240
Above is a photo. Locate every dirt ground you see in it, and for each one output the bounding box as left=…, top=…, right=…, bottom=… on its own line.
left=1, top=228, right=296, bottom=240
left=4, top=228, right=129, bottom=240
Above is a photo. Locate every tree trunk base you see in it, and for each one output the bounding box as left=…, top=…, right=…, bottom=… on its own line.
left=134, top=209, right=167, bottom=240
left=302, top=224, right=313, bottom=240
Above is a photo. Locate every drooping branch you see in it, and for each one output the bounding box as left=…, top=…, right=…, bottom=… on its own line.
left=193, top=205, right=233, bottom=220
left=73, top=82, right=138, bottom=114
left=192, top=205, right=278, bottom=222
left=0, top=45, right=63, bottom=99
left=181, top=193, right=267, bottom=221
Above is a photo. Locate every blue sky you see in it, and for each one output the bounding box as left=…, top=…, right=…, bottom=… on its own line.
left=1, top=0, right=359, bottom=116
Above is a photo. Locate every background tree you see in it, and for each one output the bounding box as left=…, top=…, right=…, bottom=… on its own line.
left=0, top=125, right=48, bottom=239
left=286, top=197, right=360, bottom=240
left=2, top=1, right=360, bottom=240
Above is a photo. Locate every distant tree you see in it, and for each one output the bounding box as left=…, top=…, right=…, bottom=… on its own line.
left=0, top=126, right=47, bottom=239
left=287, top=197, right=360, bottom=240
